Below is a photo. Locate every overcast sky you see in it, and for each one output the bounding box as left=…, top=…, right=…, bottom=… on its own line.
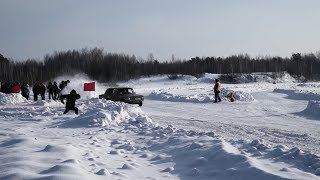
left=1, top=0, right=320, bottom=61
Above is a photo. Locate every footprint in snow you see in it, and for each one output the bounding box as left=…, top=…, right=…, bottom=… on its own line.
left=88, top=158, right=95, bottom=161
left=161, top=167, right=174, bottom=172
left=109, top=150, right=122, bottom=155
left=140, top=153, right=152, bottom=158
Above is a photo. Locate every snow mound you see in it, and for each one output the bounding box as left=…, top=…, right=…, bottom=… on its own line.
left=30, top=100, right=63, bottom=107
left=222, top=88, right=255, bottom=102
left=148, top=88, right=254, bottom=103
left=53, top=98, right=152, bottom=128
left=150, top=134, right=317, bottom=179
left=218, top=72, right=296, bottom=84
left=148, top=90, right=213, bottom=103
left=196, top=73, right=220, bottom=84
left=242, top=139, right=320, bottom=177
left=299, top=101, right=320, bottom=118
left=0, top=93, right=28, bottom=105
left=297, top=83, right=320, bottom=88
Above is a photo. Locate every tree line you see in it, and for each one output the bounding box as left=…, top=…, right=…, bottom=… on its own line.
left=1, top=48, right=320, bottom=84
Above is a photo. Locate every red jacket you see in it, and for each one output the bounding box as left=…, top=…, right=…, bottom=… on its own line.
left=39, top=84, right=46, bottom=94
left=12, top=84, right=21, bottom=93
left=214, top=82, right=221, bottom=93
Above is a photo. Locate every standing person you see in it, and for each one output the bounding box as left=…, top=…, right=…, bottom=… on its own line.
left=11, top=82, right=21, bottom=93
left=59, top=81, right=66, bottom=91
left=47, top=82, right=55, bottom=100
left=33, top=83, right=40, bottom=101
left=0, top=82, right=5, bottom=93
left=39, top=82, right=46, bottom=100
left=59, top=81, right=66, bottom=97
left=213, top=79, right=221, bottom=103
left=4, top=82, right=11, bottom=94
left=53, top=82, right=60, bottom=100
left=60, top=89, right=81, bottom=114
left=21, top=83, right=30, bottom=100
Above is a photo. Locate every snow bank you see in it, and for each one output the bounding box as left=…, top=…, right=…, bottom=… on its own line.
left=147, top=88, right=254, bottom=103
left=297, top=83, right=320, bottom=88
left=273, top=88, right=320, bottom=101
left=220, top=72, right=296, bottom=84
left=54, top=98, right=152, bottom=128
left=30, top=99, right=63, bottom=107
left=299, top=100, right=320, bottom=119
left=196, top=73, right=220, bottom=84
left=0, top=92, right=28, bottom=105
left=222, top=88, right=255, bottom=102
left=148, top=90, right=213, bottom=103
left=197, top=72, right=296, bottom=84
left=146, top=126, right=319, bottom=179
left=241, top=139, right=320, bottom=177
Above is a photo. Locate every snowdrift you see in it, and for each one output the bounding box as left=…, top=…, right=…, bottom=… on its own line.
left=298, top=100, right=320, bottom=119
left=148, top=90, right=213, bottom=103
left=52, top=98, right=152, bottom=128
left=147, top=88, right=254, bottom=103
left=144, top=124, right=320, bottom=179
left=218, top=72, right=296, bottom=84
left=0, top=92, right=28, bottom=105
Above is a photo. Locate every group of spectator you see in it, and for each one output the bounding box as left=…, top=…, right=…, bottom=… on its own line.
left=0, top=82, right=30, bottom=100
left=0, top=80, right=70, bottom=101
left=33, top=80, right=70, bottom=101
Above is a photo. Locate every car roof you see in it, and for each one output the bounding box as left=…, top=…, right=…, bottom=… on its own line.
left=107, top=87, right=133, bottom=90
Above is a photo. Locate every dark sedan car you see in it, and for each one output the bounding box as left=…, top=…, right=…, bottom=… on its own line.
left=99, top=87, right=144, bottom=106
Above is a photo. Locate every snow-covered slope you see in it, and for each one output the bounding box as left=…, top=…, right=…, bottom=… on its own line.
left=1, top=73, right=320, bottom=179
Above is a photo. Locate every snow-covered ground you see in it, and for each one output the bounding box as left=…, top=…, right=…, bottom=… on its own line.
left=0, top=73, right=320, bottom=179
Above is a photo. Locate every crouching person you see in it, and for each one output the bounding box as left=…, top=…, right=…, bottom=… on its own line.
left=226, top=92, right=235, bottom=102
left=60, top=89, right=80, bottom=114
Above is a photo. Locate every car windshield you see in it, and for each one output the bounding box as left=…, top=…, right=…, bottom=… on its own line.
left=119, top=88, right=134, bottom=94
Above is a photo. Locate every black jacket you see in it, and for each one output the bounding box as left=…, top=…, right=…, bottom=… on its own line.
left=60, top=90, right=80, bottom=108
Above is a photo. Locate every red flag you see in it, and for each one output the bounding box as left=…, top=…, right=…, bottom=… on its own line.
left=84, top=82, right=95, bottom=91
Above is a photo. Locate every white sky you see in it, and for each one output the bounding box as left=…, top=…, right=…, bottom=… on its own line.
left=1, top=0, right=320, bottom=61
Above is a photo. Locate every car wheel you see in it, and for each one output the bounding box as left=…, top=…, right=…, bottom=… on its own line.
left=139, top=101, right=143, bottom=106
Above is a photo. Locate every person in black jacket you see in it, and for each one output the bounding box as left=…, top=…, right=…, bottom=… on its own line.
left=53, top=82, right=60, bottom=100
left=33, top=83, right=40, bottom=101
left=60, top=89, right=81, bottom=114
left=47, top=82, right=55, bottom=100
left=21, top=83, right=30, bottom=100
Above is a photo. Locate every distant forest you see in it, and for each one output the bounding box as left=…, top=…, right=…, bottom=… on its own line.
left=1, top=48, right=320, bottom=84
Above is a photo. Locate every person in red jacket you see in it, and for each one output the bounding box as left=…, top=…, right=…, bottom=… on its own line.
left=11, top=82, right=21, bottom=93
left=39, top=82, right=46, bottom=100
left=213, top=79, right=221, bottom=103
